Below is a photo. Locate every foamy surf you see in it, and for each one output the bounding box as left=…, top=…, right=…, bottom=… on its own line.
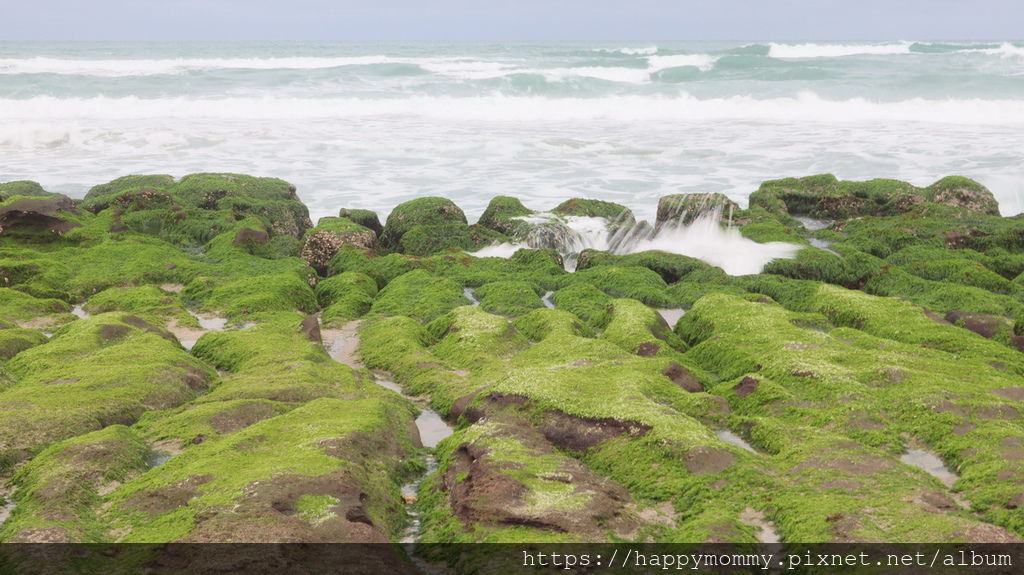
left=5, top=93, right=1024, bottom=125
left=468, top=210, right=800, bottom=276
left=767, top=42, right=914, bottom=59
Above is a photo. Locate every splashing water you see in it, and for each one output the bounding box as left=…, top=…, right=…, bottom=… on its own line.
left=469, top=205, right=800, bottom=275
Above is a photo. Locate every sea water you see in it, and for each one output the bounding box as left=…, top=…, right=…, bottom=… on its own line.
left=2, top=40, right=1023, bottom=225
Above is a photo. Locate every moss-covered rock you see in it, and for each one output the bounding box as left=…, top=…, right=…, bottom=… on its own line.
left=552, top=198, right=635, bottom=223
left=379, top=197, right=467, bottom=250
left=1, top=313, right=215, bottom=473
left=338, top=208, right=383, bottom=236
left=749, top=174, right=999, bottom=219
left=316, top=272, right=378, bottom=326
left=300, top=217, right=376, bottom=275
left=398, top=223, right=507, bottom=257
left=475, top=281, right=544, bottom=317
left=0, top=181, right=54, bottom=201
left=0, top=328, right=47, bottom=360
left=370, top=270, right=469, bottom=323
left=476, top=196, right=535, bottom=238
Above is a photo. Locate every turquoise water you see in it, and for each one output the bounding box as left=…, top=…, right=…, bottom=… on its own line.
left=1, top=41, right=1022, bottom=219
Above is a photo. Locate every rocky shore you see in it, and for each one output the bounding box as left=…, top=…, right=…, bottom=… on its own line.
left=1, top=173, right=1023, bottom=567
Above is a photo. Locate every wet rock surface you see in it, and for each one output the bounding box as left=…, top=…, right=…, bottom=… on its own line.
left=2, top=172, right=1024, bottom=553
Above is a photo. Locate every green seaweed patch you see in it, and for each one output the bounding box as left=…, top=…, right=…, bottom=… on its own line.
left=398, top=223, right=508, bottom=257
left=550, top=283, right=612, bottom=328
left=555, top=266, right=673, bottom=307
left=474, top=281, right=544, bottom=317
left=1, top=425, right=149, bottom=542
left=316, top=272, right=378, bottom=327
left=102, top=396, right=417, bottom=542
left=380, top=197, right=467, bottom=251
left=370, top=270, right=469, bottom=324
left=0, top=328, right=48, bottom=361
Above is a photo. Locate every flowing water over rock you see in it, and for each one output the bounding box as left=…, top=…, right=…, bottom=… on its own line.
left=70, top=305, right=90, bottom=319
left=715, top=430, right=759, bottom=454
left=794, top=216, right=836, bottom=231
left=320, top=322, right=454, bottom=544
left=809, top=237, right=841, bottom=256
left=463, top=288, right=480, bottom=306
left=541, top=291, right=556, bottom=309
left=901, top=448, right=959, bottom=488
left=146, top=451, right=173, bottom=468
left=167, top=311, right=232, bottom=351
left=655, top=308, right=685, bottom=327
left=471, top=207, right=800, bottom=275
left=0, top=494, right=15, bottom=528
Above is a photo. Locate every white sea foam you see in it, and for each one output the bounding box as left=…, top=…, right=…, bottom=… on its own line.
left=975, top=42, right=1024, bottom=59
left=594, top=46, right=659, bottom=56
left=625, top=217, right=800, bottom=276
left=4, top=93, right=1024, bottom=125
left=768, top=42, right=913, bottom=59
left=467, top=243, right=526, bottom=258
left=0, top=55, right=500, bottom=77
left=470, top=211, right=799, bottom=275
left=647, top=54, right=718, bottom=72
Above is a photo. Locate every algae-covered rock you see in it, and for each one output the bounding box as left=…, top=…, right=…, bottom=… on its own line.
left=475, top=280, right=544, bottom=317
left=0, top=181, right=54, bottom=201
left=1, top=425, right=150, bottom=542
left=0, top=313, right=215, bottom=473
left=0, top=195, right=84, bottom=238
left=183, top=272, right=318, bottom=319
left=338, top=208, right=383, bottom=236
left=398, top=223, right=507, bottom=257
left=370, top=269, right=469, bottom=323
left=379, top=197, right=467, bottom=250
left=81, top=175, right=177, bottom=213
left=750, top=174, right=999, bottom=219
left=300, top=216, right=376, bottom=275
left=575, top=249, right=710, bottom=283
left=656, top=193, right=740, bottom=226
left=552, top=198, right=635, bottom=223
left=316, top=272, right=378, bottom=326
left=0, top=328, right=48, bottom=360
left=476, top=195, right=534, bottom=237
left=557, top=265, right=673, bottom=306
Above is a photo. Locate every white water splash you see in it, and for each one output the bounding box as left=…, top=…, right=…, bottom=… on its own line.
left=626, top=212, right=800, bottom=275
left=468, top=207, right=799, bottom=276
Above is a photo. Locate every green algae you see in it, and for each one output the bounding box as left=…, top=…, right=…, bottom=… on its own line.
left=0, top=181, right=54, bottom=201
left=0, top=328, right=48, bottom=360
left=477, top=195, right=534, bottom=237
left=315, top=271, right=378, bottom=326
left=5, top=176, right=1024, bottom=546
left=474, top=281, right=544, bottom=317
left=380, top=196, right=467, bottom=251
left=370, top=269, right=469, bottom=323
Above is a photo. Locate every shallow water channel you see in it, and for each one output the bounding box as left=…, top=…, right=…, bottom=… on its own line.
left=320, top=321, right=454, bottom=544
left=900, top=448, right=959, bottom=488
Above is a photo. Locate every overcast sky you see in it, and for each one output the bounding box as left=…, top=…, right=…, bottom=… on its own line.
left=2, top=0, right=1021, bottom=42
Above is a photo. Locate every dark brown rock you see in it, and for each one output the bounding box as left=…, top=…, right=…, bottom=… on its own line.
left=662, top=362, right=704, bottom=393
left=734, top=376, right=759, bottom=398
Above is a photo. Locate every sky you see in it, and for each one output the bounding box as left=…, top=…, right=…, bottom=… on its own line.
left=1, top=0, right=1021, bottom=42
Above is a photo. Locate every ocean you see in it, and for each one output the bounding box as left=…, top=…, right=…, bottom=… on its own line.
left=1, top=40, right=1023, bottom=222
